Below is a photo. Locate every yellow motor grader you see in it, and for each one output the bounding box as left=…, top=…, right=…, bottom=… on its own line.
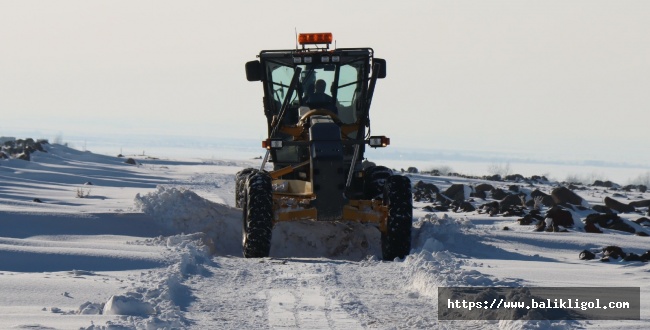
left=237, top=33, right=411, bottom=260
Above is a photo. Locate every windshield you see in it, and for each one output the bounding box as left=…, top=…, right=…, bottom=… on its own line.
left=266, top=59, right=366, bottom=125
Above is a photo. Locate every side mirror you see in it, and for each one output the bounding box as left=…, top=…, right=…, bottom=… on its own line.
left=245, top=60, right=262, bottom=81
left=374, top=58, right=387, bottom=79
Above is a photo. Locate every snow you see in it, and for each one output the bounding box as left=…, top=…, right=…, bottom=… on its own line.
left=0, top=143, right=649, bottom=329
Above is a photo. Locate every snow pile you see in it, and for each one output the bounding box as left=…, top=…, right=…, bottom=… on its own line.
left=134, top=186, right=241, bottom=255
left=406, top=214, right=574, bottom=329
left=411, top=213, right=475, bottom=253
left=134, top=185, right=383, bottom=260
left=82, top=234, right=212, bottom=329
left=407, top=214, right=502, bottom=296
left=103, top=295, right=155, bottom=316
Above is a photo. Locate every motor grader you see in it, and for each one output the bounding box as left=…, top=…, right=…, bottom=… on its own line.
left=237, top=32, right=411, bottom=260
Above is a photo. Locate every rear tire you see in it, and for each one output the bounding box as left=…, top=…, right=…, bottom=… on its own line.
left=381, top=175, right=412, bottom=261
left=242, top=171, right=273, bottom=258
left=364, top=166, right=393, bottom=200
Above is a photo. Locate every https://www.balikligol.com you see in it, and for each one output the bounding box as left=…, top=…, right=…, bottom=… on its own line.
left=447, top=298, right=632, bottom=311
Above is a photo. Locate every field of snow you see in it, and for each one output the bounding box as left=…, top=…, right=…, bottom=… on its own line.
left=1, top=143, right=648, bottom=329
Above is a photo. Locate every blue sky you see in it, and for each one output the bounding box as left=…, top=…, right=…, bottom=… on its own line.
left=1, top=0, right=649, bottom=166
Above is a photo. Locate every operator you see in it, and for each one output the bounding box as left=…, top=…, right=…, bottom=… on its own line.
left=305, top=79, right=337, bottom=113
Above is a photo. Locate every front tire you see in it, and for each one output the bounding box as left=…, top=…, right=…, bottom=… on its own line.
left=364, top=166, right=394, bottom=200
left=381, top=175, right=412, bottom=261
left=242, top=171, right=273, bottom=258
left=235, top=168, right=257, bottom=209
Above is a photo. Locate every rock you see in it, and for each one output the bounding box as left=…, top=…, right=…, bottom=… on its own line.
left=534, top=221, right=547, bottom=232
left=584, top=222, right=603, bottom=233
left=604, top=196, right=635, bottom=213
left=422, top=205, right=436, bottom=212
left=124, top=158, right=137, bottom=165
left=641, top=251, right=650, bottom=261
left=444, top=184, right=467, bottom=202
left=475, top=183, right=495, bottom=193
left=503, top=226, right=510, bottom=231
left=471, top=183, right=494, bottom=199
left=508, top=185, right=520, bottom=192
left=435, top=192, right=452, bottom=205
left=471, top=190, right=487, bottom=199
left=633, top=217, right=650, bottom=226
left=623, top=253, right=644, bottom=262
left=530, top=175, right=549, bottom=183
left=17, top=151, right=31, bottom=161
left=592, top=205, right=614, bottom=214
left=530, top=189, right=555, bottom=207
left=545, top=206, right=574, bottom=228
left=639, top=185, right=648, bottom=193
left=518, top=212, right=544, bottom=225
left=491, top=188, right=509, bottom=200
left=551, top=187, right=583, bottom=206
left=635, top=231, right=649, bottom=237
left=579, top=250, right=595, bottom=260
left=413, top=181, right=439, bottom=202
left=629, top=200, right=650, bottom=208
left=407, top=167, right=418, bottom=174
left=502, top=206, right=526, bottom=217
left=33, top=141, right=45, bottom=152
left=33, top=198, right=43, bottom=203
left=593, top=180, right=618, bottom=188
left=484, top=174, right=501, bottom=181
left=500, top=194, right=525, bottom=212
left=585, top=213, right=635, bottom=233
left=602, top=246, right=626, bottom=259
left=457, top=201, right=476, bottom=213
left=505, top=174, right=525, bottom=182
left=480, top=201, right=499, bottom=215
left=622, top=185, right=636, bottom=192
left=518, top=216, right=534, bottom=225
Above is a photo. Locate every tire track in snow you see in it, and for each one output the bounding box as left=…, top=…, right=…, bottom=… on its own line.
left=267, top=286, right=362, bottom=329
left=265, top=261, right=363, bottom=329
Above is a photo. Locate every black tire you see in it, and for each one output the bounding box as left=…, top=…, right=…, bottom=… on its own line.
left=364, top=166, right=394, bottom=200
left=242, top=171, right=273, bottom=258
left=235, top=168, right=257, bottom=209
left=381, top=175, right=412, bottom=261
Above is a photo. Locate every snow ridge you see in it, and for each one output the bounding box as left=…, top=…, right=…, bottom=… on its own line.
left=134, top=186, right=241, bottom=256
left=83, top=234, right=213, bottom=329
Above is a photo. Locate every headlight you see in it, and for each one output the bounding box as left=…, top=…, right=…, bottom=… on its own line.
left=368, top=136, right=390, bottom=148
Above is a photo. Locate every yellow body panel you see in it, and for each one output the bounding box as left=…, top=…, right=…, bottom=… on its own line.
left=272, top=190, right=388, bottom=233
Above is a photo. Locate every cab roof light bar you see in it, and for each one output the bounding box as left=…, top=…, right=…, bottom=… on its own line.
left=298, top=32, right=333, bottom=45
left=297, top=32, right=333, bottom=50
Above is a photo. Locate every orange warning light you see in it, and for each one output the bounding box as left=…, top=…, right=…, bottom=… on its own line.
left=298, top=33, right=333, bottom=45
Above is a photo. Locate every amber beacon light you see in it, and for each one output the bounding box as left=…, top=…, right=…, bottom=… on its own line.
left=298, top=32, right=333, bottom=45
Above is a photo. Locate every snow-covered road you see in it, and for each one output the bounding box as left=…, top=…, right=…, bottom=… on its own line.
left=186, top=256, right=437, bottom=329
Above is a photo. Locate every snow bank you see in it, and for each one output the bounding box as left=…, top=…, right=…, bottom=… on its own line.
left=134, top=186, right=241, bottom=255
left=406, top=214, right=503, bottom=298
left=77, top=234, right=213, bottom=329
left=406, top=213, right=574, bottom=329
left=135, top=185, right=384, bottom=260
